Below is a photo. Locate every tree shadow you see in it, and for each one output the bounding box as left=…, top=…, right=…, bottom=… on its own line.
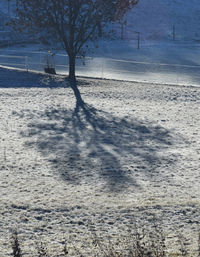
left=0, top=66, right=91, bottom=88
left=19, top=81, right=178, bottom=192
left=0, top=67, right=67, bottom=88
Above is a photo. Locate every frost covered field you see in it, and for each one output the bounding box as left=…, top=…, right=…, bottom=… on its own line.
left=0, top=67, right=200, bottom=256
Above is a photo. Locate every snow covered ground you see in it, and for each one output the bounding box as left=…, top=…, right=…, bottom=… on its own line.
left=0, top=67, right=199, bottom=256
left=1, top=40, right=200, bottom=87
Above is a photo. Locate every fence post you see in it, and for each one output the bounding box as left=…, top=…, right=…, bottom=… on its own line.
left=39, top=51, right=44, bottom=72
left=176, top=64, right=179, bottom=85
left=101, top=58, right=104, bottom=79
left=25, top=56, right=28, bottom=72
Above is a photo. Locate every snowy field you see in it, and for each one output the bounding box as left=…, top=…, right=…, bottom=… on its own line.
left=0, top=67, right=199, bottom=256
left=1, top=40, right=200, bottom=87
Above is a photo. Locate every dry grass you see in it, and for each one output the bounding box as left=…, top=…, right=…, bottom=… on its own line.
left=11, top=230, right=22, bottom=257
left=10, top=228, right=200, bottom=257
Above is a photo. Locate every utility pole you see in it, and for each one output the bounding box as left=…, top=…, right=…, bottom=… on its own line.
left=135, top=32, right=140, bottom=49
left=173, top=25, right=176, bottom=41
left=7, top=0, right=10, bottom=17
left=120, top=20, right=127, bottom=40
left=121, top=22, right=124, bottom=40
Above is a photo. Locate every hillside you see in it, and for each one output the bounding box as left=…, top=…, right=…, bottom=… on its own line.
left=1, top=0, right=200, bottom=41
left=109, top=0, right=200, bottom=41
left=123, top=0, right=200, bottom=40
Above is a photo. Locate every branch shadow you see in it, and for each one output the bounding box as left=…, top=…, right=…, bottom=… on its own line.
left=19, top=82, right=178, bottom=192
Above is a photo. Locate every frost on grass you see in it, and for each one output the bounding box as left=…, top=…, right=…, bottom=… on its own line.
left=0, top=67, right=199, bottom=256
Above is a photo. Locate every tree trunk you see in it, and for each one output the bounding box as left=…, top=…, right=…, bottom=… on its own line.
left=69, top=54, right=76, bottom=81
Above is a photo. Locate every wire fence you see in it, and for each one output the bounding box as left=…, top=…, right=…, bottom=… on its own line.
left=0, top=49, right=200, bottom=86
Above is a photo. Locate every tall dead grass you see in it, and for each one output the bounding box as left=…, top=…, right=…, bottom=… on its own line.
left=10, top=228, right=200, bottom=257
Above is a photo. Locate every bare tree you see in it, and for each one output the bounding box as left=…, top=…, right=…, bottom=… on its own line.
left=14, top=0, right=138, bottom=81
